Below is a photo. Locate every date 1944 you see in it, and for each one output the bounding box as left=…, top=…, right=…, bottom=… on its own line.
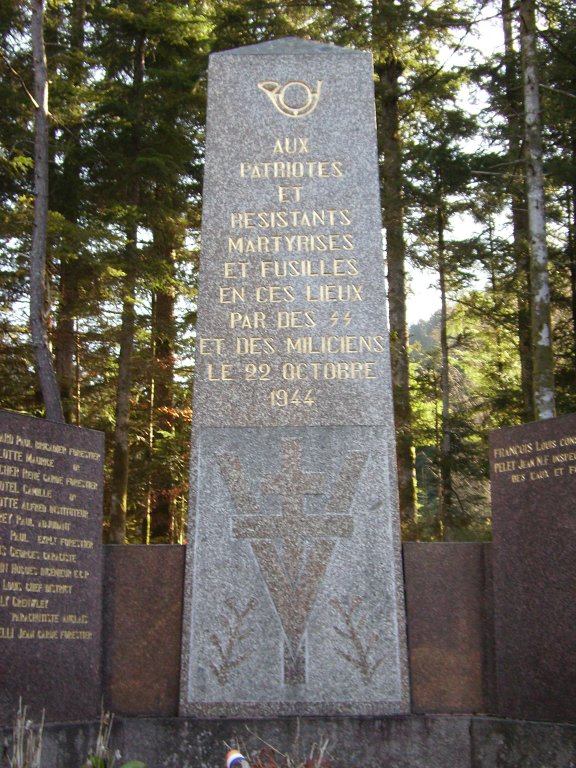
left=269, top=389, right=315, bottom=407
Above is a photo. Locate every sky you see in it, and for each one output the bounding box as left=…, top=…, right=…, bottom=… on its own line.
left=406, top=265, right=440, bottom=326
left=403, top=5, right=505, bottom=327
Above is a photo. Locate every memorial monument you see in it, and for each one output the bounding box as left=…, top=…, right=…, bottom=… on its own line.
left=180, top=38, right=409, bottom=717
left=490, top=412, right=576, bottom=723
left=0, top=409, right=104, bottom=722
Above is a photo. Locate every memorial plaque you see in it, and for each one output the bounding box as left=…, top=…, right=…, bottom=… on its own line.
left=490, top=413, right=576, bottom=722
left=0, top=409, right=104, bottom=724
left=180, top=38, right=409, bottom=717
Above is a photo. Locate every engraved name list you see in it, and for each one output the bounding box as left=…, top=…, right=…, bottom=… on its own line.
left=0, top=411, right=103, bottom=644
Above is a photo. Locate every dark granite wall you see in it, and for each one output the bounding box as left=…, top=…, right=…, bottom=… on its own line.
left=490, top=414, right=576, bottom=724
left=103, top=545, right=185, bottom=716
left=102, top=543, right=494, bottom=718
left=403, top=542, right=495, bottom=714
left=5, top=537, right=575, bottom=727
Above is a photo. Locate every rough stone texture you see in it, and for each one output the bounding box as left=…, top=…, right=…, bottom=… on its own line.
left=490, top=413, right=576, bottom=723
left=0, top=409, right=104, bottom=723
left=96, top=543, right=492, bottom=721
left=0, top=534, right=503, bottom=721
left=2, top=715, right=576, bottom=768
left=181, top=37, right=409, bottom=716
left=470, top=717, right=576, bottom=768
left=103, top=544, right=185, bottom=716
left=114, top=715, right=472, bottom=768
left=403, top=543, right=496, bottom=714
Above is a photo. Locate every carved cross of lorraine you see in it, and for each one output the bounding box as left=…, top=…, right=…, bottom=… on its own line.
left=217, top=438, right=367, bottom=685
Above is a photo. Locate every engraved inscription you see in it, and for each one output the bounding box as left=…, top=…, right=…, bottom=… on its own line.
left=0, top=414, right=102, bottom=643
left=491, top=431, right=576, bottom=483
left=195, top=123, right=390, bottom=420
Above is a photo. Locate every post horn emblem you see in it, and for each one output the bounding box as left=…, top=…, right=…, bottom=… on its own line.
left=258, top=80, right=322, bottom=118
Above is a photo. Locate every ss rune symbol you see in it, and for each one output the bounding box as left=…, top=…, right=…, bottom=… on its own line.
left=258, top=80, right=322, bottom=117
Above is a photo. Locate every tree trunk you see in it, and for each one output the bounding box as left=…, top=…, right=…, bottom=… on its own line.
left=502, top=0, right=534, bottom=420
left=519, top=0, right=555, bottom=419
left=54, top=0, right=86, bottom=423
left=373, top=44, right=417, bottom=532
left=108, top=263, right=137, bottom=544
left=148, top=274, right=177, bottom=542
left=437, top=205, right=452, bottom=539
left=55, top=261, right=78, bottom=423
left=107, top=30, right=146, bottom=544
left=30, top=0, right=64, bottom=423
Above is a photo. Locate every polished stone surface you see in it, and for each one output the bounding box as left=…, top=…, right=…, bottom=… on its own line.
left=103, top=545, right=185, bottom=716
left=490, top=413, right=576, bottom=722
left=180, top=38, right=408, bottom=716
left=404, top=542, right=495, bottom=714
left=96, top=543, right=489, bottom=721
left=0, top=408, right=104, bottom=723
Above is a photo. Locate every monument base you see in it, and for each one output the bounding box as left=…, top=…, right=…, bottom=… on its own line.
left=1, top=715, right=575, bottom=768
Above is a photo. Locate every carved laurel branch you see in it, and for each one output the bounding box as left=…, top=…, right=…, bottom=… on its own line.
left=208, top=596, right=257, bottom=685
left=330, top=595, right=384, bottom=684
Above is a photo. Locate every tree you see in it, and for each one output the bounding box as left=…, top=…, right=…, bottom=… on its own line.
left=51, top=0, right=89, bottom=423
left=89, top=0, right=205, bottom=542
left=502, top=0, right=534, bottom=420
left=406, top=100, right=479, bottom=535
left=30, top=0, right=64, bottom=422
left=519, top=0, right=555, bottom=419
left=371, top=0, right=417, bottom=530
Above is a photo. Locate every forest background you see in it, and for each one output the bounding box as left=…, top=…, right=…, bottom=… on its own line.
left=1, top=0, right=574, bottom=544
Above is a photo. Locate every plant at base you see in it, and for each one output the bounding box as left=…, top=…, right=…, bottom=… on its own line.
left=230, top=725, right=333, bottom=768
left=7, top=699, right=44, bottom=768
left=81, top=709, right=145, bottom=768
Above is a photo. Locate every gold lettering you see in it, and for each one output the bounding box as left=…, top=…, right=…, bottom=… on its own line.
left=229, top=312, right=266, bottom=329
left=279, top=361, right=377, bottom=381
left=219, top=286, right=245, bottom=303
left=272, top=137, right=310, bottom=154
left=278, top=186, right=303, bottom=202
left=305, top=284, right=362, bottom=302
left=238, top=160, right=343, bottom=180
left=0, top=448, right=23, bottom=462
left=276, top=311, right=316, bottom=329
left=207, top=364, right=234, bottom=381
left=198, top=337, right=224, bottom=355
left=493, top=460, right=516, bottom=473
left=255, top=286, right=295, bottom=303
left=229, top=209, right=351, bottom=229
left=259, top=258, right=358, bottom=279
left=236, top=337, right=275, bottom=355
left=0, top=464, right=20, bottom=477
left=223, top=261, right=249, bottom=278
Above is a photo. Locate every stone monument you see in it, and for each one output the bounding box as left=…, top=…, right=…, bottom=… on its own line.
left=180, top=38, right=409, bottom=716
left=0, top=409, right=104, bottom=722
left=490, top=412, right=576, bottom=723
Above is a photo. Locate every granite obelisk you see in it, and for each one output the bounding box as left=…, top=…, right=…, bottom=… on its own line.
left=180, top=38, right=409, bottom=717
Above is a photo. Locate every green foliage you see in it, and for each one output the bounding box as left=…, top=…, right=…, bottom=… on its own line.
left=0, top=0, right=575, bottom=542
